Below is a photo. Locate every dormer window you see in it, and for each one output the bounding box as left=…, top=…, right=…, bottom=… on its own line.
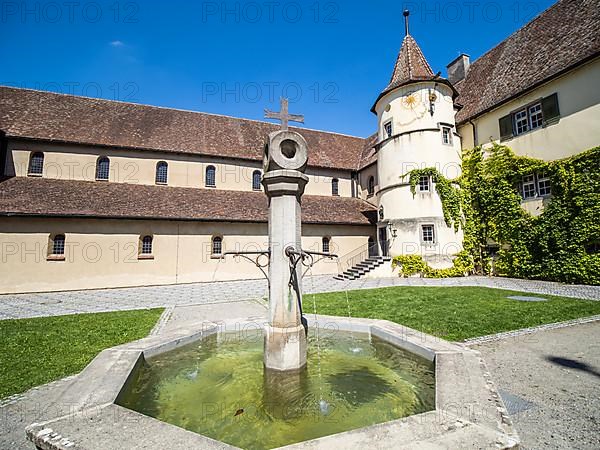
left=383, top=121, right=393, bottom=139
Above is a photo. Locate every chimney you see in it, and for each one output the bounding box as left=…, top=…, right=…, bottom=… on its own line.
left=446, top=54, right=470, bottom=85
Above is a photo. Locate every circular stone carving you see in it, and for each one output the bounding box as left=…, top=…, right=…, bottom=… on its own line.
left=265, top=130, right=308, bottom=172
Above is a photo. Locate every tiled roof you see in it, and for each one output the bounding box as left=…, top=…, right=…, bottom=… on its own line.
left=371, top=34, right=456, bottom=112
left=358, top=133, right=378, bottom=169
left=0, top=177, right=377, bottom=226
left=455, top=0, right=600, bottom=124
left=387, top=35, right=435, bottom=89
left=0, top=86, right=367, bottom=171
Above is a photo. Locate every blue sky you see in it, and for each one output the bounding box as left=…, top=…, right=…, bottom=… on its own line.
left=1, top=0, right=556, bottom=137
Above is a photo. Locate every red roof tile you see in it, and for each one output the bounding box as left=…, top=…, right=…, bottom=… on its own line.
left=0, top=86, right=367, bottom=171
left=455, top=0, right=600, bottom=124
left=0, top=177, right=377, bottom=226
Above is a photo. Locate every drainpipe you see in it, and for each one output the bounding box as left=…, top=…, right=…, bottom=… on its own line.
left=469, top=119, right=478, bottom=147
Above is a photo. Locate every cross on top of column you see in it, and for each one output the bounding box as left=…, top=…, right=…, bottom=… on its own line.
left=264, top=98, right=304, bottom=131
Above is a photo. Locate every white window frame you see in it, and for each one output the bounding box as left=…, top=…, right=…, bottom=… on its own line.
left=441, top=126, right=453, bottom=146
left=383, top=120, right=393, bottom=139
left=522, top=174, right=537, bottom=199
left=537, top=172, right=552, bottom=197
left=514, top=109, right=529, bottom=136
left=418, top=175, right=430, bottom=192
left=528, top=103, right=543, bottom=130
left=421, top=224, right=436, bottom=245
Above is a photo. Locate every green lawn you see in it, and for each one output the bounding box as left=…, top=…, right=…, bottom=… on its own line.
left=311, top=286, right=600, bottom=342
left=0, top=308, right=163, bottom=399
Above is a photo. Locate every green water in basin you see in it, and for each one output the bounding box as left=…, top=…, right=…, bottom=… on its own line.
left=117, top=329, right=435, bottom=449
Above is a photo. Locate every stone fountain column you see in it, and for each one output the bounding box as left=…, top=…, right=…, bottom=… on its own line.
left=262, top=129, right=309, bottom=372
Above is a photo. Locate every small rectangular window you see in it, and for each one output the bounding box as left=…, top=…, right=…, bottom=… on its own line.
left=514, top=109, right=529, bottom=135
left=141, top=236, right=153, bottom=255
left=52, top=235, right=65, bottom=256
left=529, top=103, right=543, bottom=130
left=383, top=121, right=393, bottom=139
left=442, top=127, right=453, bottom=145
left=212, top=237, right=223, bottom=256
left=418, top=175, right=430, bottom=192
left=522, top=175, right=536, bottom=199
left=421, top=225, right=435, bottom=244
left=332, top=178, right=339, bottom=196
left=537, top=172, right=551, bottom=197
left=322, top=237, right=330, bottom=254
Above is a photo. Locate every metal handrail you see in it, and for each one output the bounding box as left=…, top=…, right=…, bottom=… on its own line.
left=337, top=243, right=380, bottom=274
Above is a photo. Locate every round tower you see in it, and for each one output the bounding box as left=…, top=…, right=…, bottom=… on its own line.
left=372, top=11, right=463, bottom=268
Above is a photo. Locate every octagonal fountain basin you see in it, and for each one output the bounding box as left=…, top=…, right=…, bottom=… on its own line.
left=27, top=316, right=519, bottom=450
left=116, top=327, right=435, bottom=450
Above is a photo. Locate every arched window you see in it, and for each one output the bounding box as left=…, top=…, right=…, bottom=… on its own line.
left=28, top=152, right=44, bottom=176
left=212, top=236, right=223, bottom=256
left=367, top=176, right=375, bottom=196
left=52, top=234, right=65, bottom=256
left=206, top=165, right=216, bottom=187
left=141, top=235, right=153, bottom=255
left=332, top=178, right=339, bottom=196
left=96, top=156, right=110, bottom=181
left=252, top=170, right=262, bottom=191
left=322, top=237, right=331, bottom=254
left=155, top=162, right=168, bottom=184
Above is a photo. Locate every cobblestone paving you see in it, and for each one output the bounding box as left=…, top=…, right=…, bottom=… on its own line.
left=1, top=276, right=598, bottom=320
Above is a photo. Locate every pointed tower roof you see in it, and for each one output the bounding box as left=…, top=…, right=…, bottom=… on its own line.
left=387, top=34, right=435, bottom=88
left=371, top=11, right=457, bottom=113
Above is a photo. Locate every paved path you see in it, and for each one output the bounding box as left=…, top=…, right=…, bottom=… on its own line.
left=2, top=299, right=599, bottom=449
left=1, top=276, right=599, bottom=320
left=474, top=321, right=600, bottom=450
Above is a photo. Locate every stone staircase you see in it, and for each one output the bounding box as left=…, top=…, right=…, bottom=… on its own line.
left=334, top=255, right=392, bottom=281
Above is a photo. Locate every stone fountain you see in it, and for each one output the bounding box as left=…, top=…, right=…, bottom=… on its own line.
left=26, top=99, right=520, bottom=450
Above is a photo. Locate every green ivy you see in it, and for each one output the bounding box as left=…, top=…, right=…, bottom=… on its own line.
left=403, top=168, right=463, bottom=231
left=401, top=145, right=600, bottom=285
left=392, top=251, right=473, bottom=278
left=392, top=254, right=428, bottom=277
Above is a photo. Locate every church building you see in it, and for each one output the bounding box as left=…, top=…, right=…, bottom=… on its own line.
left=1, top=0, right=599, bottom=294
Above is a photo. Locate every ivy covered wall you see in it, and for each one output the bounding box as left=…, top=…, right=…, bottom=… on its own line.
left=400, top=145, right=600, bottom=285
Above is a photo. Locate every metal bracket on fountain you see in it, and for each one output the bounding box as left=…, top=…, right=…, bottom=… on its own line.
left=221, top=250, right=271, bottom=282
left=285, top=246, right=339, bottom=281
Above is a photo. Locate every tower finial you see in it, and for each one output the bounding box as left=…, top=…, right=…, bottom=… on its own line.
left=403, top=10, right=410, bottom=36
